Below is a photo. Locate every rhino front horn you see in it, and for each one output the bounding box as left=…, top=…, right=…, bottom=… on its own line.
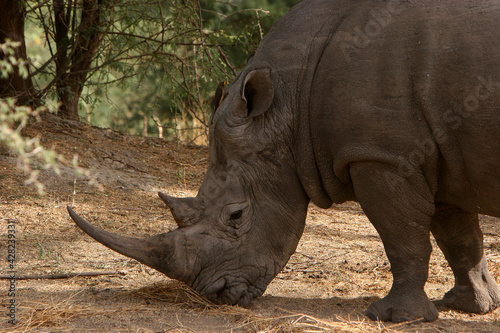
left=67, top=206, right=183, bottom=280
left=158, top=192, right=198, bottom=227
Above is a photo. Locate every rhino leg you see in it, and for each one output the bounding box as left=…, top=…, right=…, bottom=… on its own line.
left=350, top=162, right=438, bottom=323
left=430, top=204, right=500, bottom=313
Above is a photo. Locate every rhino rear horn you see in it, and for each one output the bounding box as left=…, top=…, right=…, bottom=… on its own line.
left=158, top=192, right=198, bottom=227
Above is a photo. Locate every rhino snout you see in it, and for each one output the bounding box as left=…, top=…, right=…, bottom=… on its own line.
left=201, top=277, right=264, bottom=306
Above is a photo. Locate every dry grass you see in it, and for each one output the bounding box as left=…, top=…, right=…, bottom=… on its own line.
left=2, top=296, right=152, bottom=333
left=131, top=283, right=385, bottom=332
left=2, top=290, right=92, bottom=332
left=2, top=281, right=404, bottom=333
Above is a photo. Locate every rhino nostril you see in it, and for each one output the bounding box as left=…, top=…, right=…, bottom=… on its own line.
left=237, top=291, right=253, bottom=307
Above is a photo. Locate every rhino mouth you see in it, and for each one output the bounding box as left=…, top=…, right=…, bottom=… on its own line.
left=199, top=276, right=265, bottom=306
left=191, top=262, right=273, bottom=306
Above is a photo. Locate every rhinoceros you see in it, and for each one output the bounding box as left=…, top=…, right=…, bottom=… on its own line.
left=67, top=0, right=500, bottom=323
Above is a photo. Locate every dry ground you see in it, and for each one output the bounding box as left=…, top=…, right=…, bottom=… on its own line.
left=1, top=115, right=499, bottom=332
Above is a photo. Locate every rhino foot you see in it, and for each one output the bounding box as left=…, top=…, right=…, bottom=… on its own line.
left=443, top=273, right=500, bottom=314
left=366, top=292, right=439, bottom=323
left=430, top=205, right=500, bottom=314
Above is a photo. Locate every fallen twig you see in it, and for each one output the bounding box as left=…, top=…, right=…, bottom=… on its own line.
left=0, top=271, right=122, bottom=280
left=108, top=207, right=140, bottom=211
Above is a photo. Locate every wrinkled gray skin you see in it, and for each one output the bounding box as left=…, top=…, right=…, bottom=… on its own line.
left=68, top=0, right=500, bottom=323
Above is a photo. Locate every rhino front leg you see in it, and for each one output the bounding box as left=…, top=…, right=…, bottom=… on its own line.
left=350, top=162, right=438, bottom=322
left=430, top=203, right=500, bottom=313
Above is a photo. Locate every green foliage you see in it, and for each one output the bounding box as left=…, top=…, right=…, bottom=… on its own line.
left=0, top=41, right=63, bottom=193
left=0, top=41, right=95, bottom=194
left=0, top=40, right=30, bottom=79
left=24, top=1, right=299, bottom=142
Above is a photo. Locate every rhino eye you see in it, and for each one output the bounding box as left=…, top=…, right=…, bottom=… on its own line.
left=229, top=210, right=243, bottom=220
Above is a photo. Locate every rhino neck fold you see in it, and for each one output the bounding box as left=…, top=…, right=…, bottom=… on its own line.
left=251, top=3, right=348, bottom=209
left=289, top=26, right=346, bottom=209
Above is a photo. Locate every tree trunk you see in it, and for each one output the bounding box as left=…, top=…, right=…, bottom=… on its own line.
left=0, top=0, right=36, bottom=105
left=54, top=0, right=106, bottom=121
left=153, top=116, right=163, bottom=138
left=142, top=115, right=148, bottom=137
left=58, top=87, right=82, bottom=120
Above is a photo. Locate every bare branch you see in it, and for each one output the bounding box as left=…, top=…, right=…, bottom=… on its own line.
left=0, top=271, right=122, bottom=280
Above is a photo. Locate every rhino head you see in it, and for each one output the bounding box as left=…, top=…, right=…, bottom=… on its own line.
left=68, top=67, right=310, bottom=306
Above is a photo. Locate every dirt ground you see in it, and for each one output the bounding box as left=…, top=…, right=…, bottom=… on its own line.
left=1, top=115, right=499, bottom=332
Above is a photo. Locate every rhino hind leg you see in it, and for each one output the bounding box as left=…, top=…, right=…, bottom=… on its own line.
left=350, top=162, right=439, bottom=322
left=430, top=204, right=500, bottom=314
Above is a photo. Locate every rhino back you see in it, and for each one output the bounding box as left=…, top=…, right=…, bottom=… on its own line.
left=291, top=0, right=500, bottom=214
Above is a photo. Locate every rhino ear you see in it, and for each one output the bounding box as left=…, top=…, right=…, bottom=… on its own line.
left=241, top=68, right=274, bottom=118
